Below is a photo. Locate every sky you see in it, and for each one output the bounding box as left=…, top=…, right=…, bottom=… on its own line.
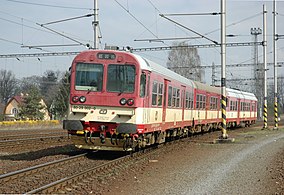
left=0, top=0, right=283, bottom=86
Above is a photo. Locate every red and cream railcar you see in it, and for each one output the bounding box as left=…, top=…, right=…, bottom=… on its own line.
left=226, top=88, right=257, bottom=127
left=63, top=49, right=257, bottom=151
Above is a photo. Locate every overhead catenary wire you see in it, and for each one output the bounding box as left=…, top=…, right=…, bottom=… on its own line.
left=36, top=23, right=87, bottom=47
left=113, top=0, right=166, bottom=44
left=5, top=0, right=91, bottom=10
left=160, top=14, right=218, bottom=44
left=0, top=16, right=92, bottom=47
left=41, top=14, right=94, bottom=26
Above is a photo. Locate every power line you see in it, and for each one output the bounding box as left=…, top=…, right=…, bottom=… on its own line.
left=160, top=14, right=218, bottom=44
left=169, top=62, right=284, bottom=69
left=132, top=41, right=262, bottom=52
left=0, top=51, right=80, bottom=58
left=0, top=42, right=264, bottom=58
left=5, top=0, right=91, bottom=10
left=113, top=0, right=161, bottom=40
left=37, top=24, right=88, bottom=47
left=215, top=77, right=284, bottom=82
left=162, top=12, right=221, bottom=16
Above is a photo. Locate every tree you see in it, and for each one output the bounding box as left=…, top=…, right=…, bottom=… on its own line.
left=0, top=69, right=18, bottom=103
left=19, top=75, right=42, bottom=92
left=50, top=71, right=70, bottom=119
left=167, top=42, right=203, bottom=82
left=18, top=86, right=46, bottom=120
left=40, top=70, right=60, bottom=110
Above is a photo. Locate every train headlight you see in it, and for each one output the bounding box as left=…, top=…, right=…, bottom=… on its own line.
left=72, top=96, right=79, bottom=103
left=79, top=96, right=86, bottom=103
left=120, top=98, right=127, bottom=105
left=127, top=98, right=134, bottom=106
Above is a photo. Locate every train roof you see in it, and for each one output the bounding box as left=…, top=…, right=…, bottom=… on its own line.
left=226, top=88, right=257, bottom=101
left=132, top=53, right=195, bottom=88
left=194, top=81, right=221, bottom=94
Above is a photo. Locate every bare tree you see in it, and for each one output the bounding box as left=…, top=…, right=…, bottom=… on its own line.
left=278, top=77, right=284, bottom=116
left=0, top=69, right=18, bottom=103
left=166, top=42, right=202, bottom=82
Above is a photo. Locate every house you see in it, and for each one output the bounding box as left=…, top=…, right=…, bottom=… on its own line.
left=4, top=95, right=50, bottom=121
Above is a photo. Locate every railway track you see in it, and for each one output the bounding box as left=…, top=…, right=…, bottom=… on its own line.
left=0, top=139, right=176, bottom=194
left=0, top=131, right=66, bottom=141
left=25, top=146, right=163, bottom=194
left=0, top=151, right=113, bottom=194
left=0, top=135, right=69, bottom=148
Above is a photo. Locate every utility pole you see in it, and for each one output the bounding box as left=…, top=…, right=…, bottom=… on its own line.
left=212, top=62, right=216, bottom=86
left=93, top=0, right=99, bottom=49
left=273, top=0, right=278, bottom=130
left=251, top=27, right=262, bottom=119
left=220, top=0, right=228, bottom=139
left=263, top=4, right=268, bottom=129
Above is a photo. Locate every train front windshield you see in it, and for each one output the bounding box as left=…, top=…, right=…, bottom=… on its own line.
left=75, top=63, right=136, bottom=93
left=107, top=64, right=135, bottom=93
left=75, top=63, right=103, bottom=91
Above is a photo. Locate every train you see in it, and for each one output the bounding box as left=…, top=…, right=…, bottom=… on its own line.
left=63, top=49, right=257, bottom=151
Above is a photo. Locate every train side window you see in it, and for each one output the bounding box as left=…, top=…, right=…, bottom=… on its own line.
left=176, top=88, right=180, bottom=107
left=140, top=73, right=146, bottom=98
left=202, top=95, right=206, bottom=109
left=186, top=92, right=189, bottom=109
left=196, top=94, right=200, bottom=109
left=197, top=94, right=206, bottom=110
left=168, top=86, right=172, bottom=107
left=158, top=83, right=163, bottom=106
left=172, top=88, right=177, bottom=108
left=152, top=81, right=158, bottom=106
left=252, top=103, right=255, bottom=112
left=210, top=97, right=217, bottom=110
left=189, top=91, right=193, bottom=109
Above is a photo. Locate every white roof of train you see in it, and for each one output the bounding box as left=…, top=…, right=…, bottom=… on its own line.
left=226, top=88, right=257, bottom=101
left=132, top=53, right=195, bottom=88
left=131, top=52, right=257, bottom=101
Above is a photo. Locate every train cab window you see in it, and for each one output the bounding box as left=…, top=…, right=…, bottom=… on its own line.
left=75, top=63, right=103, bottom=91
left=107, top=64, right=135, bottom=93
left=168, top=86, right=172, bottom=107
left=140, top=73, right=146, bottom=97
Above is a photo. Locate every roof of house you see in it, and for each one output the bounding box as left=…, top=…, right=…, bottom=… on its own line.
left=13, top=95, right=24, bottom=104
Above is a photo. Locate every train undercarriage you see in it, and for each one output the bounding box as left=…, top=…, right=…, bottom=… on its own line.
left=66, top=119, right=256, bottom=151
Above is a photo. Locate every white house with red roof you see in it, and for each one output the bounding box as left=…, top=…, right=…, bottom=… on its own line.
left=4, top=94, right=50, bottom=121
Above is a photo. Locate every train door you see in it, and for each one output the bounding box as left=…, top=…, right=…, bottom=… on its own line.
left=141, top=71, right=151, bottom=124
left=205, top=93, right=209, bottom=121
left=162, top=79, right=169, bottom=124
left=181, top=86, right=186, bottom=124
left=237, top=99, right=241, bottom=125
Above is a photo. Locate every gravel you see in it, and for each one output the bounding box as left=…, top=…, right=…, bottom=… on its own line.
left=99, top=127, right=284, bottom=195
left=1, top=125, right=283, bottom=194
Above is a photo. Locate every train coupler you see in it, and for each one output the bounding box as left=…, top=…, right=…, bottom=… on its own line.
left=100, top=133, right=106, bottom=144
